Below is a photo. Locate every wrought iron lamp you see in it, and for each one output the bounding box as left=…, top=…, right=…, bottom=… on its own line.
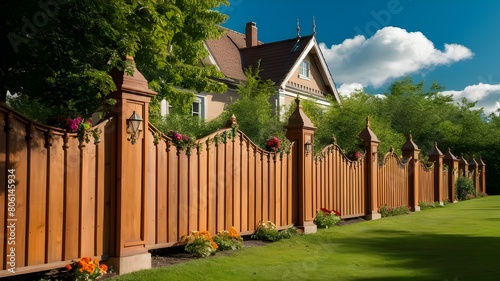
left=305, top=140, right=312, bottom=156
left=126, top=111, right=143, bottom=144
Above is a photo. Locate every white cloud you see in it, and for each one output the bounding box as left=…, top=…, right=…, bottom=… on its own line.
left=338, top=83, right=364, bottom=97
left=321, top=26, right=473, bottom=88
left=440, top=83, right=500, bottom=115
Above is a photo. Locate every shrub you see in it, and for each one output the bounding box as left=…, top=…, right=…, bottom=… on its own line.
left=313, top=208, right=341, bottom=229
left=251, top=221, right=281, bottom=242
left=213, top=227, right=243, bottom=251
left=179, top=230, right=218, bottom=257
left=278, top=225, right=303, bottom=239
left=418, top=201, right=443, bottom=210
left=456, top=176, right=476, bottom=201
left=251, top=222, right=301, bottom=242
left=379, top=205, right=410, bottom=217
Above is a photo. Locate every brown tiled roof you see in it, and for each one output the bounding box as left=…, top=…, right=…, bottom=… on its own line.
left=205, top=28, right=312, bottom=84
left=205, top=28, right=261, bottom=81
left=241, top=35, right=314, bottom=84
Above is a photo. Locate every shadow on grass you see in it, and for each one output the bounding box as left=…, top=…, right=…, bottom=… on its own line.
left=338, top=229, right=500, bottom=281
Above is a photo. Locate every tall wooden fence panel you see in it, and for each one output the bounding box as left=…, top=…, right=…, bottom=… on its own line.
left=146, top=126, right=294, bottom=249
left=377, top=152, right=410, bottom=208
left=0, top=106, right=114, bottom=276
left=419, top=161, right=435, bottom=203
left=313, top=144, right=366, bottom=219
left=441, top=168, right=450, bottom=201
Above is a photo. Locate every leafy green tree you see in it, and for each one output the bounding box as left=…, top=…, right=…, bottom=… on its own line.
left=210, top=63, right=285, bottom=147
left=303, top=91, right=404, bottom=156
left=1, top=0, right=228, bottom=124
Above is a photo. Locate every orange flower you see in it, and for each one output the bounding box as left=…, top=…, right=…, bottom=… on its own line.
left=65, top=264, right=72, bottom=271
left=99, top=264, right=108, bottom=273
left=229, top=227, right=241, bottom=239
left=211, top=241, right=218, bottom=249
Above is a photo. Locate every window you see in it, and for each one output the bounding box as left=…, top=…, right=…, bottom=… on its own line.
left=160, top=99, right=172, bottom=116
left=299, top=60, right=310, bottom=79
left=160, top=95, right=205, bottom=119
left=192, top=96, right=206, bottom=119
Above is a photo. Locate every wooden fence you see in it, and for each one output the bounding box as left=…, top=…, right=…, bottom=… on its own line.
left=145, top=126, right=294, bottom=250
left=0, top=108, right=115, bottom=276
left=313, top=143, right=365, bottom=219
left=0, top=59, right=486, bottom=277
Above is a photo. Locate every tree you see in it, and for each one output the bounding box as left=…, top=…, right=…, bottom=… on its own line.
left=302, top=90, right=404, bottom=156
left=0, top=0, right=228, bottom=124
left=210, top=62, right=285, bottom=146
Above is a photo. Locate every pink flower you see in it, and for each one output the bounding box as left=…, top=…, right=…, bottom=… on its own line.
left=174, top=133, right=182, bottom=140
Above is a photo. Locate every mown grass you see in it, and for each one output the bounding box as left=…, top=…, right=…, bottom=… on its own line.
left=114, top=196, right=500, bottom=281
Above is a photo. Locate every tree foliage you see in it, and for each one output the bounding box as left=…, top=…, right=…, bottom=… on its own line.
left=210, top=63, right=285, bottom=147
left=300, top=77, right=499, bottom=194
left=0, top=0, right=228, bottom=123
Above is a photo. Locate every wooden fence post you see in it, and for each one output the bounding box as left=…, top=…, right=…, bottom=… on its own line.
left=401, top=135, right=420, bottom=211
left=107, top=56, right=157, bottom=274
left=468, top=157, right=479, bottom=193
left=458, top=154, right=469, bottom=178
left=358, top=117, right=381, bottom=220
left=443, top=148, right=458, bottom=202
left=428, top=142, right=444, bottom=204
left=479, top=158, right=486, bottom=194
left=285, top=98, right=317, bottom=233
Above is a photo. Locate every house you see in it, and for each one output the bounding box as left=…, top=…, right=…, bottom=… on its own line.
left=162, top=22, right=341, bottom=121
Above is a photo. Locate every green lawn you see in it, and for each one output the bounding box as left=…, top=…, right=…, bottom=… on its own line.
left=114, top=196, right=500, bottom=281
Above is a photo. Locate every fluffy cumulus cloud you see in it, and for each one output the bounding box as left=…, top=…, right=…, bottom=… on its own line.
left=321, top=26, right=473, bottom=91
left=440, top=83, right=500, bottom=115
left=337, top=83, right=364, bottom=96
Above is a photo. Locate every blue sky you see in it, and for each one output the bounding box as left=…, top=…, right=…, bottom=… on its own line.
left=218, top=0, right=500, bottom=115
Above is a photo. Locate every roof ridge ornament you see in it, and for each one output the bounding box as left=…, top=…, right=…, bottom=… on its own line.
left=312, top=16, right=316, bottom=35
left=296, top=19, right=301, bottom=39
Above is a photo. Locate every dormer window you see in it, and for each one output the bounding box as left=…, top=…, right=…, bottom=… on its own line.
left=299, top=60, right=310, bottom=79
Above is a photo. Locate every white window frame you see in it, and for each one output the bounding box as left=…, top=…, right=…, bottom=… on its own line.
left=299, top=60, right=310, bottom=79
left=160, top=99, right=172, bottom=116
left=192, top=95, right=206, bottom=119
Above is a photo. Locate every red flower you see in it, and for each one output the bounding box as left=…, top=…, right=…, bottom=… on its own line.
left=265, top=136, right=281, bottom=152
left=320, top=207, right=340, bottom=216
left=320, top=207, right=332, bottom=214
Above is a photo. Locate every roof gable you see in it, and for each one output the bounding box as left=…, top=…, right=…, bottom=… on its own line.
left=204, top=24, right=340, bottom=103
left=241, top=35, right=314, bottom=84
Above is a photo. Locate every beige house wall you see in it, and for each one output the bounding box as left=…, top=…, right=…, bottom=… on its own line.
left=288, top=54, right=330, bottom=95
left=205, top=88, right=239, bottom=121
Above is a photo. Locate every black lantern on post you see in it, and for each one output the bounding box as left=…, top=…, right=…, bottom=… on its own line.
left=126, top=111, right=143, bottom=144
left=305, top=140, right=312, bottom=156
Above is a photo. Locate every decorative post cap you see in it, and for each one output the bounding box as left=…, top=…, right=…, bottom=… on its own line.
left=286, top=98, right=315, bottom=130
left=428, top=142, right=443, bottom=157
left=401, top=134, right=420, bottom=152
left=111, top=55, right=156, bottom=98
left=358, top=116, right=380, bottom=143
left=443, top=147, right=458, bottom=161
left=468, top=156, right=478, bottom=166
left=458, top=153, right=468, bottom=165
left=479, top=157, right=486, bottom=166
left=225, top=114, right=237, bottom=128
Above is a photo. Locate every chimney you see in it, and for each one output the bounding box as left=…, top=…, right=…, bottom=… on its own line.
left=245, top=22, right=257, bottom=48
